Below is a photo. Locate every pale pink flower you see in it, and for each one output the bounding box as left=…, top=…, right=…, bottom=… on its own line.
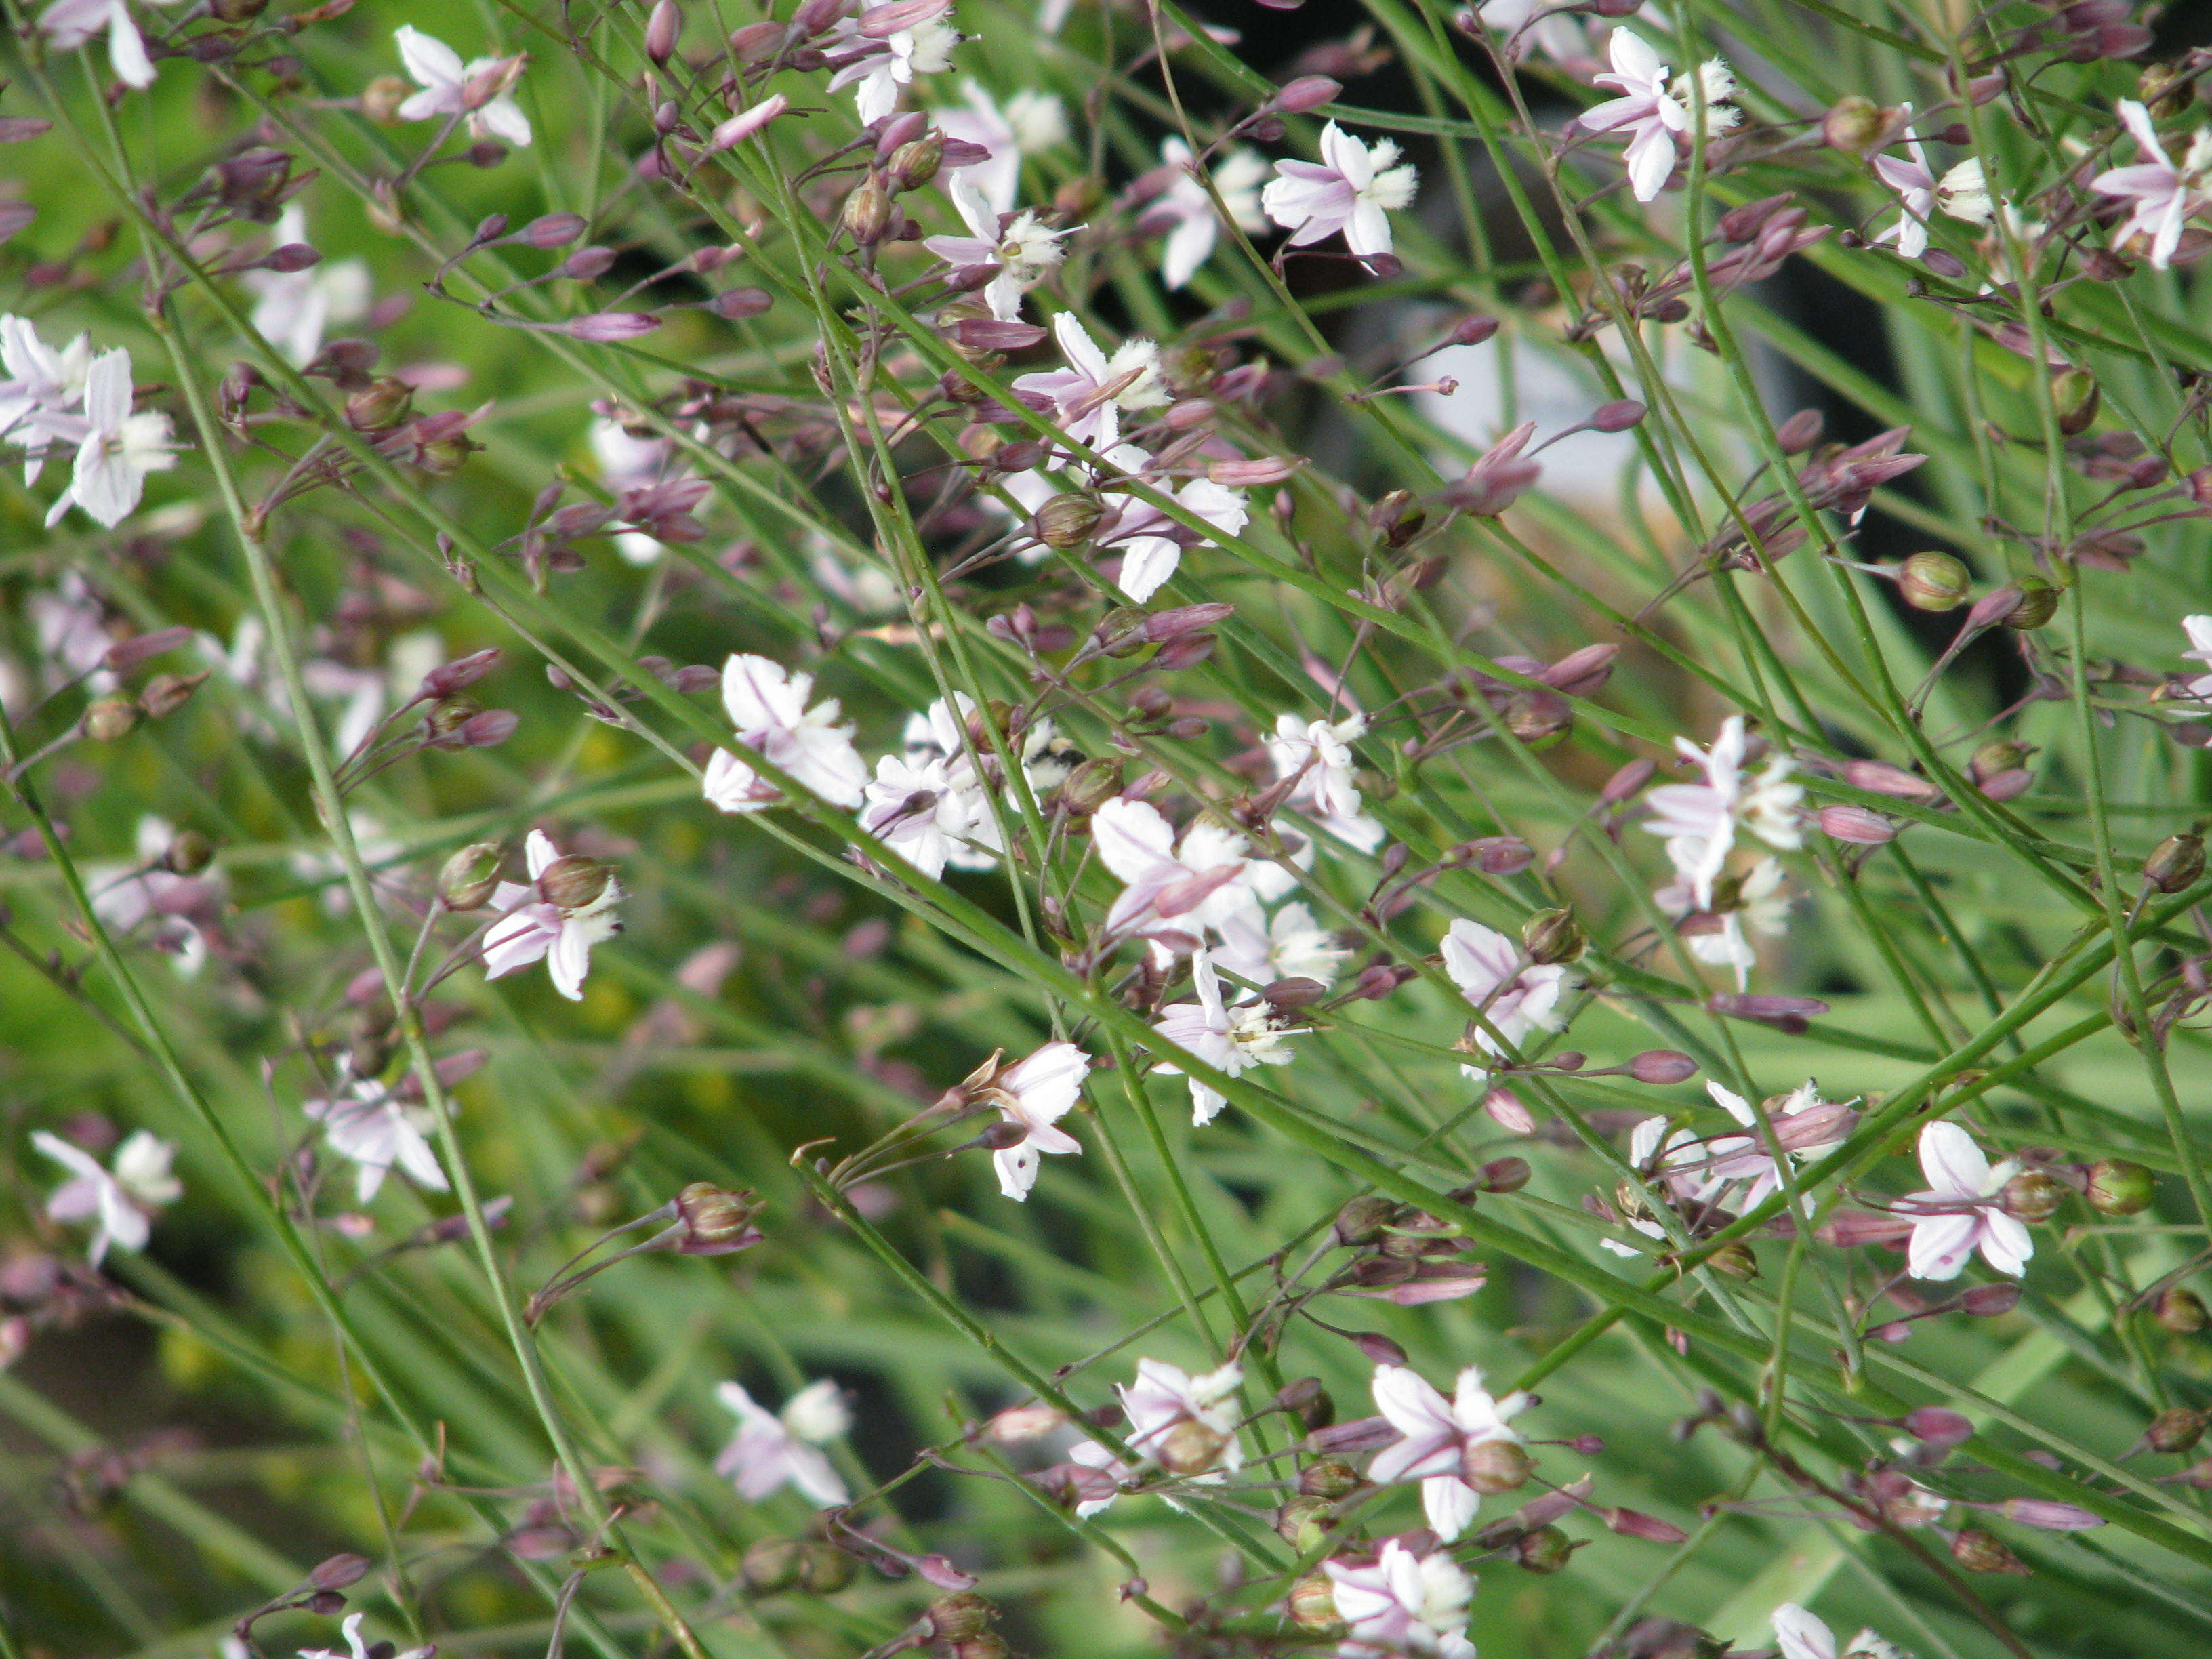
left=300, top=1613, right=430, bottom=1659
left=1012, top=312, right=1166, bottom=451
left=1369, top=1363, right=1530, bottom=1541
left=1151, top=949, right=1301, bottom=1124
left=1579, top=30, right=1738, bottom=202
left=985, top=1040, right=1088, bottom=1200
left=39, top=0, right=176, bottom=91
left=1902, top=1122, right=2031, bottom=1281
left=1212, top=901, right=1348, bottom=986
left=33, top=1129, right=180, bottom=1265
left=2175, top=613, right=2212, bottom=712
left=0, top=314, right=91, bottom=482
left=703, top=655, right=868, bottom=814
left=1267, top=712, right=1382, bottom=851
left=1691, top=1078, right=1853, bottom=1208
left=394, top=26, right=533, bottom=147
left=245, top=206, right=371, bottom=368
left=823, top=4, right=958, bottom=125
left=1870, top=106, right=1991, bottom=258
left=304, top=1080, right=447, bottom=1204
left=483, top=831, right=623, bottom=1000
left=1641, top=716, right=1801, bottom=911
left=1068, top=1357, right=1244, bottom=1513
left=1322, top=1540, right=1477, bottom=1659
left=1151, top=138, right=1268, bottom=289
left=2092, top=98, right=2212, bottom=270
left=935, top=80, right=1067, bottom=213
left=1772, top=1604, right=1898, bottom=1659
left=52, top=347, right=173, bottom=529
left=716, top=1380, right=850, bottom=1507
left=1657, top=854, right=1793, bottom=990
left=1090, top=797, right=1264, bottom=949
left=1261, top=121, right=1418, bottom=260
left=1440, top=918, right=1570, bottom=1068
left=1093, top=443, right=1249, bottom=601
left=922, top=174, right=1067, bottom=321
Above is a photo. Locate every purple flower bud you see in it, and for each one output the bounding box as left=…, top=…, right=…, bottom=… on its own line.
left=1464, top=835, right=1534, bottom=874
left=1775, top=408, right=1824, bottom=453
left=562, top=312, right=662, bottom=341
left=1998, top=1498, right=2104, bottom=1531
left=1707, top=993, right=1828, bottom=1033
left=1592, top=399, right=1645, bottom=432
left=1142, top=602, right=1234, bottom=642
left=1307, top=1414, right=1401, bottom=1454
left=1599, top=757, right=1656, bottom=805
left=1964, top=584, right=2024, bottom=632
left=646, top=0, right=683, bottom=64
left=1605, top=1507, right=1687, bottom=1544
left=874, top=109, right=930, bottom=156
left=1483, top=1087, right=1536, bottom=1134
left=1208, top=455, right=1302, bottom=485
left=1844, top=758, right=1939, bottom=799
left=1627, top=1050, right=1698, bottom=1085
left=1978, top=768, right=2034, bottom=802
left=1904, top=1407, right=1973, bottom=1448
left=311, top=1553, right=372, bottom=1591
left=949, top=316, right=1047, bottom=351
left=560, top=246, right=619, bottom=281
left=1541, top=642, right=1617, bottom=697
left=1353, top=1331, right=1408, bottom=1366
left=420, top=647, right=501, bottom=699
left=708, top=287, right=774, bottom=319
left=1958, top=1283, right=2022, bottom=1316
left=266, top=242, right=322, bottom=272
left=105, top=626, right=194, bottom=673
left=0, top=199, right=35, bottom=241
left=859, top=0, right=949, bottom=35
left=788, top=0, right=851, bottom=35
left=1820, top=804, right=1898, bottom=844
left=1030, top=1462, right=1120, bottom=1507
left=459, top=709, right=520, bottom=747
left=710, top=94, right=789, bottom=150
left=523, top=212, right=589, bottom=247
left=1451, top=314, right=1500, bottom=346
left=1273, top=75, right=1341, bottom=114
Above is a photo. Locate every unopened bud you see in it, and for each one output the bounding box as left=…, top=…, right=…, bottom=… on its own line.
left=1299, top=1458, right=1361, bottom=1499
left=1899, top=550, right=1971, bottom=611
left=2053, top=367, right=2101, bottom=435
left=1287, top=1575, right=1343, bottom=1633
left=2148, top=1407, right=2209, bottom=1453
left=1904, top=1406, right=1974, bottom=1449
left=346, top=376, right=413, bottom=431
left=1515, top=1524, right=1574, bottom=1573
left=926, top=1593, right=995, bottom=1642
left=1820, top=804, right=1897, bottom=845
left=1334, top=1195, right=1401, bottom=1247
left=1520, top=906, right=1585, bottom=964
left=1951, top=1528, right=2028, bottom=1574
left=645, top=0, right=682, bottom=63
left=139, top=671, right=207, bottom=718
left=1592, top=398, right=1645, bottom=432
left=2145, top=833, right=2205, bottom=894
left=2002, top=577, right=2060, bottom=630
left=2158, top=1287, right=2208, bottom=1332
left=1461, top=1438, right=1533, bottom=1493
left=1033, top=493, right=1103, bottom=549
left=438, top=842, right=503, bottom=909
left=311, top=1553, right=371, bottom=1591
left=2000, top=1170, right=2066, bottom=1223
left=1482, top=1086, right=1535, bottom=1134
left=1479, top=1156, right=1531, bottom=1193
left=886, top=132, right=945, bottom=191
left=1958, top=1283, right=2022, bottom=1316
left=1775, top=408, right=1825, bottom=453
left=1823, top=95, right=1887, bottom=154
left=538, top=853, right=611, bottom=911
left=1371, top=487, right=1426, bottom=547
left=1273, top=75, right=1340, bottom=114
left=82, top=697, right=139, bottom=741
left=675, top=1181, right=758, bottom=1246
left=1158, top=1419, right=1228, bottom=1475
left=840, top=175, right=893, bottom=245
left=163, top=830, right=215, bottom=876
left=2085, top=1158, right=2155, bottom=1216
left=1627, top=1050, right=1698, bottom=1085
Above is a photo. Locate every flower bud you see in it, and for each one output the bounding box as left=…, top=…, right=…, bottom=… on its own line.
left=1951, top=1528, right=2028, bottom=1574
left=1628, top=1050, right=1698, bottom=1085
left=886, top=132, right=945, bottom=191
left=538, top=853, right=611, bottom=911
left=1299, top=1458, right=1361, bottom=1499
left=2158, top=1287, right=2208, bottom=1333
left=710, top=94, right=789, bottom=150
left=1479, top=1156, right=1531, bottom=1193
left=1776, top=408, right=1825, bottom=453
left=840, top=173, right=893, bottom=245
left=1605, top=1507, right=1687, bottom=1544
left=2053, top=367, right=2101, bottom=436
left=1157, top=1418, right=1228, bottom=1475
left=311, top=1553, right=372, bottom=1591
left=926, top=1593, right=996, bottom=1642
left=646, top=0, right=682, bottom=63
left=1461, top=1438, right=1533, bottom=1493
left=742, top=1538, right=804, bottom=1593
left=1958, top=1283, right=2022, bottom=1316
left=163, top=830, right=215, bottom=876
left=1820, top=805, right=1897, bottom=845
left=1904, top=1406, right=1974, bottom=1448
left=1520, top=906, right=1585, bottom=964
left=139, top=671, right=207, bottom=718
left=1706, top=1241, right=1759, bottom=1279
left=2148, top=1407, right=2209, bottom=1453
left=796, top=1542, right=855, bottom=1593
left=2002, top=577, right=2060, bottom=630
left=1032, top=493, right=1103, bottom=550
left=1592, top=398, right=1645, bottom=432
left=82, top=697, right=140, bottom=741
left=1823, top=95, right=1887, bottom=154
left=1482, top=1087, right=1535, bottom=1134
left=523, top=213, right=589, bottom=248
left=1334, top=1195, right=1401, bottom=1246
left=2000, top=1170, right=2066, bottom=1223
left=1899, top=550, right=1971, bottom=611
left=675, top=1181, right=760, bottom=1248
left=1515, top=1524, right=1575, bottom=1573
left=433, top=842, right=501, bottom=911
left=1275, top=1494, right=1331, bottom=1551
left=1057, top=756, right=1124, bottom=815
left=2085, top=1158, right=2155, bottom=1216
left=949, top=1639, right=1009, bottom=1659
left=2145, top=833, right=2205, bottom=895
left=1273, top=75, right=1341, bottom=114
left=1287, top=1575, right=1344, bottom=1633
left=346, top=376, right=414, bottom=431
left=1969, top=739, right=2032, bottom=784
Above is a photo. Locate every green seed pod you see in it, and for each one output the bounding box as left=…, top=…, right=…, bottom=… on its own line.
left=1999, top=1170, right=2066, bottom=1224
left=140, top=671, right=209, bottom=718
left=1273, top=1495, right=1331, bottom=1552
left=537, top=853, right=611, bottom=911
left=82, top=697, right=141, bottom=742
left=1460, top=1438, right=1534, bottom=1494
left=1032, top=493, right=1103, bottom=550
left=345, top=376, right=414, bottom=432
left=2147, top=1406, right=2208, bottom=1454
left=741, top=1538, right=804, bottom=1594
left=1286, top=1575, right=1345, bottom=1633
left=2144, top=833, right=2206, bottom=895
left=2053, top=367, right=2101, bottom=436
left=1707, top=1241, right=1760, bottom=1280
left=1298, top=1458, right=1361, bottom=1500
left=1157, top=1419, right=1227, bottom=1476
left=1333, top=1195, right=1403, bottom=1247
left=1521, top=906, right=1586, bottom=965
left=795, top=1540, right=856, bottom=1594
left=675, top=1181, right=758, bottom=1246
left=1898, top=550, right=1971, bottom=611
left=1093, top=605, right=1149, bottom=659
left=926, top=1593, right=996, bottom=1642
left=1057, top=756, right=1124, bottom=815
left=438, top=842, right=504, bottom=910
left=2002, top=577, right=2060, bottom=631
left=2085, top=1158, right=2156, bottom=1217
left=1950, top=1528, right=2026, bottom=1574
left=417, top=434, right=478, bottom=474
left=2156, top=1288, right=2208, bottom=1334
left=1822, top=95, right=1886, bottom=155
left=840, top=173, right=893, bottom=246
left=163, top=830, right=216, bottom=876
left=1969, top=739, right=2032, bottom=785
left=886, top=133, right=945, bottom=192
left=1514, top=1524, right=1575, bottom=1574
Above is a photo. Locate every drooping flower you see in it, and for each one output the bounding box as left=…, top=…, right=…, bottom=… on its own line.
left=1440, top=918, right=1570, bottom=1069
left=921, top=174, right=1068, bottom=321
left=244, top=207, right=372, bottom=368
left=1578, top=30, right=1739, bottom=202
left=1870, top=105, right=1991, bottom=258
left=299, top=1613, right=432, bottom=1659
left=935, top=79, right=1068, bottom=213
left=1369, top=1363, right=1532, bottom=1542
left=824, top=3, right=960, bottom=125
left=1901, top=1122, right=2031, bottom=1281
left=483, top=830, right=623, bottom=1001
left=1090, top=797, right=1265, bottom=951
left=0, top=314, right=91, bottom=483
left=1067, top=1357, right=1244, bottom=1513
left=1151, top=949, right=1303, bottom=1124
left=2091, top=98, right=2212, bottom=270
left=32, top=1129, right=181, bottom=1265
left=716, top=1379, right=851, bottom=1507
left=703, top=655, right=869, bottom=814
left=303, top=1080, right=447, bottom=1204
left=1012, top=312, right=1167, bottom=451
left=979, top=1040, right=1088, bottom=1200
left=1212, top=901, right=1349, bottom=987
left=1267, top=712, right=1383, bottom=851
left=394, top=26, right=533, bottom=146
left=38, top=0, right=178, bottom=91
left=1149, top=138, right=1269, bottom=290
left=1322, top=1540, right=1477, bottom=1659
left=1641, top=716, right=1802, bottom=912
left=51, top=347, right=174, bottom=529
left=1261, top=121, right=1418, bottom=261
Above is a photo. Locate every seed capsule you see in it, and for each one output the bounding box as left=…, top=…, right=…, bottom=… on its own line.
left=1274, top=1495, right=1331, bottom=1551
left=840, top=174, right=892, bottom=246
left=926, top=1593, right=996, bottom=1641
left=1032, top=493, right=1103, bottom=550
left=163, top=830, right=216, bottom=876
left=1513, top=1524, right=1574, bottom=1574
left=675, top=1181, right=758, bottom=1245
left=2148, top=1407, right=2208, bottom=1454
left=1898, top=550, right=1971, bottom=611
left=741, top=1538, right=804, bottom=1593
left=2144, top=833, right=2205, bottom=895
left=1286, top=1576, right=1345, bottom=1633
left=1460, top=1437, right=1534, bottom=1494
left=1822, top=94, right=1886, bottom=154
left=2085, top=1158, right=2155, bottom=1217
left=1298, top=1458, right=1361, bottom=1500
left=82, top=698, right=140, bottom=741
left=438, top=842, right=504, bottom=910
left=1999, top=1170, right=2066, bottom=1224
left=1950, top=1528, right=2026, bottom=1574
left=1333, top=1195, right=1401, bottom=1247
left=538, top=853, right=612, bottom=911
left=1706, top=1241, right=1759, bottom=1280
left=1158, top=1419, right=1229, bottom=1475
left=1520, top=906, right=1586, bottom=964
left=2001, top=577, right=2060, bottom=630
left=796, top=1541, right=855, bottom=1593
left=2156, top=1287, right=2207, bottom=1334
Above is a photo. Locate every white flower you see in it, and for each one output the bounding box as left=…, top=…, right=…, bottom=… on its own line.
left=922, top=174, right=1067, bottom=321
left=1212, top=901, right=1348, bottom=986
left=1011, top=312, right=1166, bottom=451
left=1641, top=716, right=1801, bottom=911
left=1322, top=1540, right=1477, bottom=1659
left=1771, top=1604, right=1902, bottom=1659
left=703, top=654, right=869, bottom=814
left=1579, top=30, right=1738, bottom=202
left=935, top=80, right=1066, bottom=213
left=394, top=25, right=533, bottom=147
left=825, top=7, right=959, bottom=125
left=1151, top=949, right=1300, bottom=1124
left=38, top=0, right=178, bottom=91
left=33, top=1129, right=180, bottom=1265
left=85, top=814, right=219, bottom=976
left=483, top=830, right=623, bottom=1001
left=2175, top=614, right=2212, bottom=713
left=1151, top=138, right=1269, bottom=289
left=304, top=1080, right=447, bottom=1204
left=1369, top=1364, right=1531, bottom=1541
left=1440, top=918, right=1570, bottom=1070
left=300, top=1613, right=430, bottom=1659
left=1692, top=1079, right=1852, bottom=1208
left=1659, top=855, right=1793, bottom=990
left=1090, top=797, right=1265, bottom=951
left=716, top=1379, right=850, bottom=1505
left=52, top=347, right=174, bottom=529
left=1096, top=445, right=1248, bottom=601
left=1868, top=106, right=1988, bottom=257
left=2092, top=99, right=2212, bottom=270
left=1262, top=121, right=1418, bottom=260
left=244, top=207, right=371, bottom=367
left=1067, top=1357, right=1244, bottom=1513
left=859, top=751, right=1001, bottom=880
left=1902, top=1122, right=2031, bottom=1281
left=0, top=314, right=91, bottom=483
left=1267, top=712, right=1382, bottom=851
left=983, top=1040, right=1088, bottom=1200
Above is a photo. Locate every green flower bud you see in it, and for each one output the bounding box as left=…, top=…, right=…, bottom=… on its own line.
left=2144, top=833, right=2205, bottom=895
left=2148, top=1406, right=2208, bottom=1454
left=1298, top=1458, right=1361, bottom=1500
left=2002, top=577, right=2060, bottom=631
left=675, top=1181, right=759, bottom=1246
left=346, top=376, right=414, bottom=432
left=1999, top=1170, right=2066, bottom=1224
left=1460, top=1438, right=1534, bottom=1494
left=2085, top=1158, right=2156, bottom=1217
left=1333, top=1194, right=1403, bottom=1247
left=1514, top=1524, right=1575, bottom=1574
left=1898, top=550, right=1971, bottom=611
left=1032, top=493, right=1103, bottom=550
left=438, top=842, right=504, bottom=910
left=1521, top=906, right=1586, bottom=964
left=2156, top=1288, right=2208, bottom=1334
left=82, top=697, right=140, bottom=741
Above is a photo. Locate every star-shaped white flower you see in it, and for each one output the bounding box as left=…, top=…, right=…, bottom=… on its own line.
left=394, top=25, right=533, bottom=147
left=1440, top=918, right=1570, bottom=1070
left=715, top=1380, right=851, bottom=1507
left=703, top=654, right=869, bottom=814
left=1261, top=121, right=1418, bottom=260
left=1578, top=30, right=1738, bottom=202
left=1902, top=1121, right=2030, bottom=1280
left=1369, top=1363, right=1531, bottom=1540
left=304, top=1079, right=448, bottom=1204
left=33, top=1129, right=180, bottom=1265
left=1641, top=716, right=1802, bottom=911
left=52, top=347, right=174, bottom=529
left=1322, top=1540, right=1477, bottom=1659
left=483, top=830, right=623, bottom=1001
left=983, top=1040, right=1088, bottom=1199
left=1151, top=949, right=1303, bottom=1124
